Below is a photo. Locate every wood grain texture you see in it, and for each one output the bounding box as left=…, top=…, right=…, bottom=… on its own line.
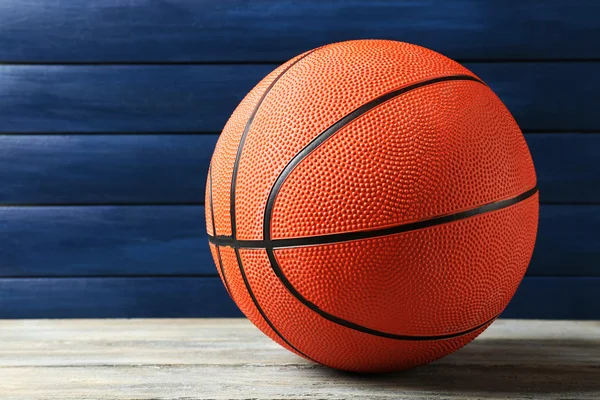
left=0, top=0, right=596, bottom=325
left=1, top=63, right=598, bottom=133
left=0, top=134, right=596, bottom=205
left=0, top=205, right=597, bottom=277
left=0, top=134, right=215, bottom=204
left=0, top=319, right=598, bottom=399
left=0, top=277, right=241, bottom=319
left=467, top=62, right=600, bottom=132
left=0, top=205, right=214, bottom=277
left=0, top=65, right=253, bottom=133
left=0, top=0, right=598, bottom=62
left=1, top=319, right=597, bottom=367
left=0, top=276, right=597, bottom=319
left=528, top=134, right=600, bottom=204
left=531, top=205, right=600, bottom=277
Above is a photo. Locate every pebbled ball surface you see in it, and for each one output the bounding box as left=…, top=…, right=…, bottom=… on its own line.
left=233, top=40, right=476, bottom=241
left=208, top=52, right=311, bottom=237
left=206, top=40, right=539, bottom=372
left=274, top=194, right=538, bottom=337
left=272, top=79, right=536, bottom=238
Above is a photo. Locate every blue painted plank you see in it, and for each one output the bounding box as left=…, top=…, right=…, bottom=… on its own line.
left=0, top=134, right=595, bottom=205
left=530, top=205, right=600, bottom=277
left=0, top=205, right=596, bottom=278
left=0, top=277, right=242, bottom=319
left=0, top=65, right=254, bottom=133
left=0, top=133, right=595, bottom=205
left=0, top=0, right=598, bottom=62
left=0, top=64, right=598, bottom=133
left=0, top=277, right=596, bottom=319
left=0, top=134, right=215, bottom=204
left=528, top=134, right=600, bottom=204
left=503, top=278, right=600, bottom=320
left=467, top=63, right=600, bottom=132
left=0, top=206, right=217, bottom=277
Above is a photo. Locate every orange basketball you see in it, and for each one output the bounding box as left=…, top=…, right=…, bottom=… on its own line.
left=206, top=40, right=538, bottom=373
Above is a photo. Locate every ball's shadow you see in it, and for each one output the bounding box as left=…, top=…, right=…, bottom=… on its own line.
left=316, top=338, right=600, bottom=396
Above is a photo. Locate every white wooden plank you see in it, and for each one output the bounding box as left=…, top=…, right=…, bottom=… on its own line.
left=1, top=319, right=598, bottom=400
left=2, top=363, right=598, bottom=400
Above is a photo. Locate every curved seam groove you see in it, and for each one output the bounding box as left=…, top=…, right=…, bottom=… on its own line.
left=209, top=167, right=231, bottom=296
left=261, top=74, right=525, bottom=340
left=232, top=248, right=315, bottom=360
left=263, top=74, right=485, bottom=242
left=284, top=245, right=493, bottom=340
left=230, top=48, right=319, bottom=238
left=229, top=48, right=321, bottom=362
left=210, top=186, right=538, bottom=249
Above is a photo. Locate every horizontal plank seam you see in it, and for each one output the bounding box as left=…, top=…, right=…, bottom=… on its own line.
left=0, top=201, right=597, bottom=207
left=0, top=200, right=600, bottom=208
left=0, top=274, right=220, bottom=279
left=0, top=202, right=205, bottom=207
left=1, top=59, right=600, bottom=66
left=0, top=131, right=597, bottom=136
left=0, top=276, right=596, bottom=280
left=0, top=201, right=599, bottom=208
left=0, top=132, right=222, bottom=136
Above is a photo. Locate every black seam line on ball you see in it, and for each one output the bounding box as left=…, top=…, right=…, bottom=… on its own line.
left=265, top=187, right=533, bottom=340
left=209, top=167, right=231, bottom=297
left=208, top=186, right=538, bottom=249
left=285, top=244, right=494, bottom=340
left=262, top=74, right=485, bottom=244
left=232, top=248, right=317, bottom=362
left=228, top=48, right=323, bottom=364
left=229, top=48, right=319, bottom=240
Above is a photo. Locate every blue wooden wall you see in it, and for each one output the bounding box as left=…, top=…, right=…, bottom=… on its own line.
left=0, top=0, right=598, bottom=319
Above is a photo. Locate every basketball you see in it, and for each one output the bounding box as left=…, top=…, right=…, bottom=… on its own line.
left=206, top=40, right=538, bottom=372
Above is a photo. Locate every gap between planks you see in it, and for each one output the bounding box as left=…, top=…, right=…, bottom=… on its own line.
left=0, top=319, right=598, bottom=399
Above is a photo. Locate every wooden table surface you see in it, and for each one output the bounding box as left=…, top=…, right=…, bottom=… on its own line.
left=1, top=319, right=598, bottom=400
